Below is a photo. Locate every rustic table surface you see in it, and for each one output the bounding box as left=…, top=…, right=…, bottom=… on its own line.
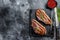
left=0, top=0, right=60, bottom=40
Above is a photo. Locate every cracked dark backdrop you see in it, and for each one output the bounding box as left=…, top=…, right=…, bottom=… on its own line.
left=0, top=0, right=60, bottom=40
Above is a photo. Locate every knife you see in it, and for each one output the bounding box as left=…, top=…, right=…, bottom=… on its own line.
left=54, top=7, right=59, bottom=28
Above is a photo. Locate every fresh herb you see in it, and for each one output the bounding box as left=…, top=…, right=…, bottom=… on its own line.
left=34, top=27, right=40, bottom=31
left=40, top=13, right=44, bottom=20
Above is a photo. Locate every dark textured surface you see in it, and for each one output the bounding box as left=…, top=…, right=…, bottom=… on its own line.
left=0, top=0, right=60, bottom=40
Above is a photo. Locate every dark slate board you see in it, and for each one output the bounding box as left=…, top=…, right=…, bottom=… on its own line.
left=29, top=9, right=55, bottom=38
